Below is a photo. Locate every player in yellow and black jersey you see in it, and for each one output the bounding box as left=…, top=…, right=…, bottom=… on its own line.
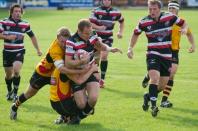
left=10, top=27, right=92, bottom=120
left=160, top=0, right=196, bottom=107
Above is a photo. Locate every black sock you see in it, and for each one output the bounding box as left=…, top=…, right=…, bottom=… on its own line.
left=149, top=84, right=158, bottom=107
left=78, top=102, right=93, bottom=119
left=100, top=60, right=108, bottom=80
left=12, top=93, right=27, bottom=111
left=146, top=73, right=150, bottom=79
left=162, top=80, right=174, bottom=102
left=5, top=78, right=13, bottom=92
left=144, top=93, right=150, bottom=105
left=13, top=76, right=21, bottom=94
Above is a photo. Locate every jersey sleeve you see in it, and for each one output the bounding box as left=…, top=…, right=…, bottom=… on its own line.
left=89, top=9, right=98, bottom=25
left=0, top=20, right=4, bottom=33
left=65, top=39, right=76, bottom=56
left=50, top=44, right=64, bottom=69
left=173, top=15, right=185, bottom=27
left=25, top=24, right=35, bottom=37
left=117, top=12, right=124, bottom=23
left=133, top=20, right=143, bottom=35
left=89, top=31, right=99, bottom=45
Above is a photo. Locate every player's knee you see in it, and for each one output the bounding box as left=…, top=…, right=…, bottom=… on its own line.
left=150, top=77, right=159, bottom=84
left=14, top=72, right=20, bottom=77
left=76, top=99, right=86, bottom=109
left=88, top=94, right=98, bottom=106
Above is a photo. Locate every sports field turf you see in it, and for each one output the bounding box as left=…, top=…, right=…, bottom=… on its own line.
left=0, top=8, right=198, bottom=131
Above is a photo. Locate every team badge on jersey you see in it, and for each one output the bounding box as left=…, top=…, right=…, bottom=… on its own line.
left=22, top=28, right=26, bottom=32
left=6, top=26, right=10, bottom=30
left=99, top=15, right=103, bottom=19
left=165, top=21, right=170, bottom=27
left=147, top=26, right=152, bottom=31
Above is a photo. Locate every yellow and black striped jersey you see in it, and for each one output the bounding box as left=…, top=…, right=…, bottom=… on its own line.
left=35, top=39, right=64, bottom=77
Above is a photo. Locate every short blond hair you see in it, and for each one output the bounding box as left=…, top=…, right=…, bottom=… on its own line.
left=148, top=0, right=162, bottom=8
left=57, top=27, right=71, bottom=38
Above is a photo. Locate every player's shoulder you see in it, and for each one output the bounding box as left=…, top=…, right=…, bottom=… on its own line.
left=20, top=19, right=30, bottom=24
left=0, top=17, right=11, bottom=22
left=1, top=17, right=9, bottom=21
left=139, top=15, right=151, bottom=23
left=92, top=6, right=102, bottom=12
left=162, top=12, right=175, bottom=18
left=49, top=39, right=62, bottom=52
left=111, top=7, right=121, bottom=12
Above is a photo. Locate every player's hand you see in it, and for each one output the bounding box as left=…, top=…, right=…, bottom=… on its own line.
left=180, top=28, right=188, bottom=35
left=6, top=35, right=17, bottom=40
left=127, top=48, right=133, bottom=59
left=110, top=47, right=122, bottom=54
left=188, top=44, right=196, bottom=53
left=37, top=50, right=42, bottom=56
left=91, top=63, right=98, bottom=72
left=80, top=53, right=90, bottom=64
left=98, top=25, right=106, bottom=31
left=117, top=32, right=123, bottom=39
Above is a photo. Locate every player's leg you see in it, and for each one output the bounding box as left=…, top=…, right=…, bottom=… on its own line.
left=12, top=51, right=25, bottom=98
left=143, top=57, right=161, bottom=117
left=4, top=67, right=14, bottom=100
left=142, top=73, right=150, bottom=88
left=12, top=61, right=23, bottom=98
left=161, top=63, right=178, bottom=108
left=100, top=50, right=109, bottom=87
left=10, top=72, right=50, bottom=120
left=3, top=50, right=14, bottom=100
left=51, top=97, right=77, bottom=124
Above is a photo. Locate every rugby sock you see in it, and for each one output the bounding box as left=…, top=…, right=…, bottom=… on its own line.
left=5, top=78, right=13, bottom=92
left=79, top=102, right=93, bottom=119
left=149, top=84, right=158, bottom=107
left=12, top=93, right=27, bottom=111
left=145, top=73, right=150, bottom=80
left=144, top=93, right=150, bottom=105
left=162, top=80, right=174, bottom=102
left=100, top=60, right=108, bottom=80
left=13, top=76, right=21, bottom=94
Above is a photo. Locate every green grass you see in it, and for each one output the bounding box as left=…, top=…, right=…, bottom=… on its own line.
left=0, top=8, right=198, bottom=131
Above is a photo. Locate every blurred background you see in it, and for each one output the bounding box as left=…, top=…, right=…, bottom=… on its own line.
left=0, top=0, right=198, bottom=9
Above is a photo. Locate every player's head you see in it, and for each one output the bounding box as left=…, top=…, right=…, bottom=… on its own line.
left=57, top=27, right=71, bottom=48
left=168, top=0, right=180, bottom=15
left=148, top=0, right=162, bottom=19
left=101, top=0, right=112, bottom=7
left=9, top=4, right=23, bottom=20
left=78, top=19, right=92, bottom=40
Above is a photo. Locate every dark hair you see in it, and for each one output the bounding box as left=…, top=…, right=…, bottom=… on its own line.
left=169, top=0, right=179, bottom=4
left=148, top=0, right=162, bottom=9
left=78, top=19, right=91, bottom=32
left=9, top=4, right=23, bottom=17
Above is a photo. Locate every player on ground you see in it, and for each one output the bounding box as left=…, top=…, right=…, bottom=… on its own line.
left=127, top=0, right=187, bottom=117
left=89, top=0, right=124, bottom=87
left=10, top=27, right=90, bottom=120
left=50, top=64, right=98, bottom=124
left=0, top=4, right=42, bottom=100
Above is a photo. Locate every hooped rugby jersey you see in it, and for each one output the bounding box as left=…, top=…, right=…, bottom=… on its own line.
left=65, top=31, right=99, bottom=62
left=134, top=12, right=185, bottom=59
left=0, top=17, right=34, bottom=52
left=89, top=6, right=124, bottom=42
